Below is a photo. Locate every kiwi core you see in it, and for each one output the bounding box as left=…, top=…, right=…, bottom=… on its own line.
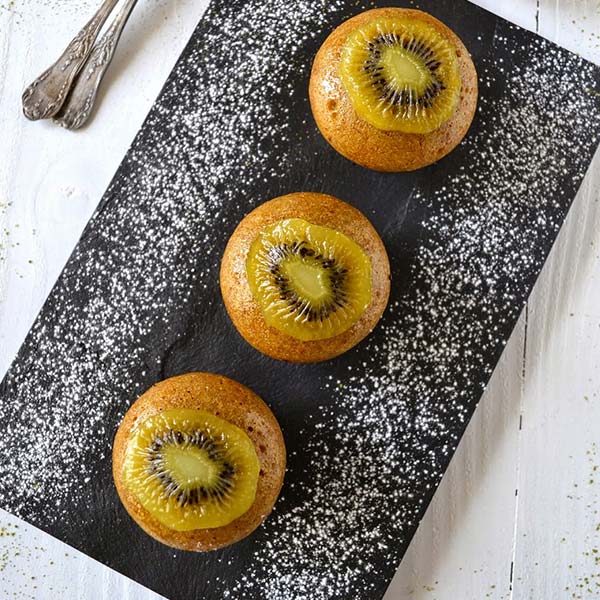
left=382, top=47, right=429, bottom=93
left=282, top=261, right=329, bottom=302
left=162, top=445, right=219, bottom=487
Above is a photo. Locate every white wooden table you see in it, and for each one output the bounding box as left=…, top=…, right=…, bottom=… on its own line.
left=1, top=1, right=599, bottom=598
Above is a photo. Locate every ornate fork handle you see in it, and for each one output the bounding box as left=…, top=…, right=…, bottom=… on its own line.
left=55, top=0, right=139, bottom=130
left=22, top=0, right=120, bottom=121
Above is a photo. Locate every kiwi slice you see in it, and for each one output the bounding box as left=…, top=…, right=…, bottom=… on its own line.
left=122, top=409, right=260, bottom=531
left=339, top=16, right=462, bottom=133
left=246, top=218, right=372, bottom=341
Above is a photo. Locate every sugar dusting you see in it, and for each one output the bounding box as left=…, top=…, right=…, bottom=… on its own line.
left=0, top=0, right=353, bottom=517
left=0, top=1, right=599, bottom=600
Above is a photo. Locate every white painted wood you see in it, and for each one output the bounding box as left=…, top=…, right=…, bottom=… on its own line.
left=385, top=2, right=600, bottom=598
left=472, top=0, right=538, bottom=31
left=1, top=0, right=600, bottom=599
left=510, top=142, right=600, bottom=596
left=537, top=0, right=600, bottom=65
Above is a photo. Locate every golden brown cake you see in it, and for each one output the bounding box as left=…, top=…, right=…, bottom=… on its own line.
left=113, top=372, right=286, bottom=551
left=309, top=8, right=478, bottom=172
left=220, top=192, right=391, bottom=363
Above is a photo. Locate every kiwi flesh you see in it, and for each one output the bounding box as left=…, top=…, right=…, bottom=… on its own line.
left=339, top=16, right=462, bottom=134
left=246, top=218, right=372, bottom=341
left=122, top=409, right=260, bottom=531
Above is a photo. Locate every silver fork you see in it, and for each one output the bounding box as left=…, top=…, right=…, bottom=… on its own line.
left=22, top=0, right=120, bottom=120
left=55, top=0, right=139, bottom=130
left=22, top=0, right=138, bottom=129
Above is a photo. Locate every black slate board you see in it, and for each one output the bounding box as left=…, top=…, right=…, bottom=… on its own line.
left=2, top=1, right=600, bottom=599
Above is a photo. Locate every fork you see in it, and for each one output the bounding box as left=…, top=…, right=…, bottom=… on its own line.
left=22, top=0, right=138, bottom=129
left=55, top=0, right=139, bottom=130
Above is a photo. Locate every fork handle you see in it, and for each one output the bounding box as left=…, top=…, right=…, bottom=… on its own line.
left=22, top=0, right=120, bottom=121
left=55, top=0, right=139, bottom=130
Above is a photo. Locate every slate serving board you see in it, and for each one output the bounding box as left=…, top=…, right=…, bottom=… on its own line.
left=2, top=1, right=600, bottom=598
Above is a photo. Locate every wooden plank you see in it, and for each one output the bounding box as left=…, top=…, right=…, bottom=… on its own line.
left=511, top=146, right=600, bottom=597
left=509, top=2, right=600, bottom=599
left=0, top=0, right=211, bottom=377
left=0, top=507, right=164, bottom=599
left=474, top=0, right=538, bottom=30
left=0, top=1, right=208, bottom=598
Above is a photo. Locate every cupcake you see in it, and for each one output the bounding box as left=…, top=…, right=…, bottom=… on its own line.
left=220, top=192, right=390, bottom=363
left=113, top=372, right=286, bottom=551
left=309, top=8, right=478, bottom=172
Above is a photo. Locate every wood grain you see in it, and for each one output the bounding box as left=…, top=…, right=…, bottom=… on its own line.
left=1, top=0, right=600, bottom=598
